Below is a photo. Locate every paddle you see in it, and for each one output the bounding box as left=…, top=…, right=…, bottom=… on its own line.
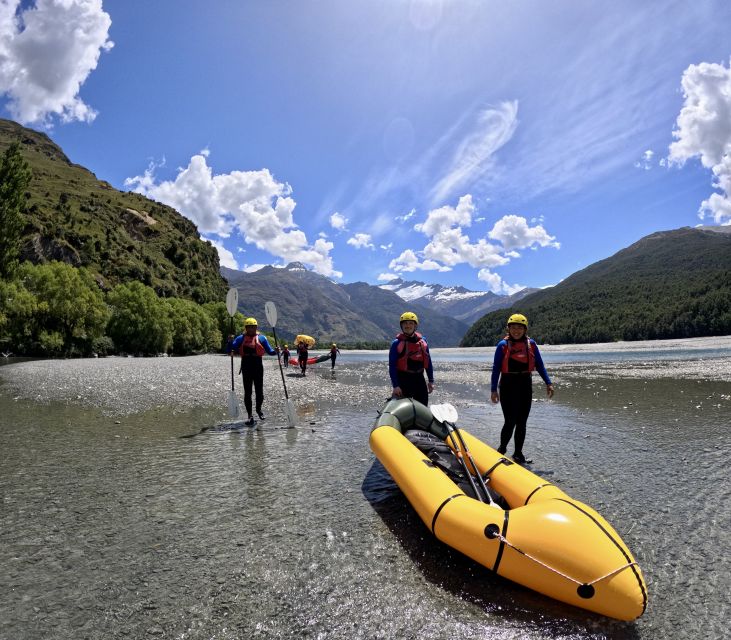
left=431, top=403, right=498, bottom=507
left=264, top=301, right=297, bottom=428
left=225, top=288, right=241, bottom=419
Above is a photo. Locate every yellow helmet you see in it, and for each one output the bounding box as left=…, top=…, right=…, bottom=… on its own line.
left=244, top=317, right=258, bottom=327
left=284, top=344, right=288, bottom=348
left=399, top=311, right=419, bottom=325
left=507, top=313, right=528, bottom=327
left=332, top=343, right=337, bottom=347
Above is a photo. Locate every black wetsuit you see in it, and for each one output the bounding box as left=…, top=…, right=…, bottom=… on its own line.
left=498, top=361, right=533, bottom=455
left=297, top=344, right=308, bottom=375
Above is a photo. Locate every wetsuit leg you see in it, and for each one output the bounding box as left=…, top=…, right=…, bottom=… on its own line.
left=397, top=371, right=429, bottom=406
left=252, top=360, right=264, bottom=414
left=499, top=376, right=532, bottom=453
left=331, top=355, right=336, bottom=369
left=242, top=373, right=254, bottom=417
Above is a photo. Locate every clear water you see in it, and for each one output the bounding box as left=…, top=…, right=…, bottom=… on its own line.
left=1, top=340, right=729, bottom=639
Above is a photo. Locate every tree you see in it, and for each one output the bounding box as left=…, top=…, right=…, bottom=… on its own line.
left=106, top=281, right=173, bottom=354
left=168, top=297, right=221, bottom=354
left=0, top=143, right=32, bottom=279
left=19, top=261, right=110, bottom=356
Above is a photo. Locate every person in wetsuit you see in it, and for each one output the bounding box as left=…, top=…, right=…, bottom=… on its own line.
left=297, top=340, right=309, bottom=376
left=227, top=317, right=278, bottom=426
left=389, top=312, right=434, bottom=406
left=490, top=313, right=554, bottom=464
left=329, top=343, right=340, bottom=369
left=282, top=344, right=290, bottom=368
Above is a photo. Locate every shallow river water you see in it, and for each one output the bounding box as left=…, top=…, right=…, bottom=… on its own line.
left=1, top=337, right=729, bottom=639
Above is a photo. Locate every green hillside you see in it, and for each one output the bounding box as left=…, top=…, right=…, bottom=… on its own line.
left=0, top=119, right=226, bottom=303
left=462, top=227, right=731, bottom=346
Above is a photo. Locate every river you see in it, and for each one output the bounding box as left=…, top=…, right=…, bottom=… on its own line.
left=1, top=336, right=729, bottom=639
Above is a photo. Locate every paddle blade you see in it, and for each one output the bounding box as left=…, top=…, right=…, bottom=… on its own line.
left=227, top=390, right=240, bottom=418
left=285, top=399, right=297, bottom=428
left=264, top=301, right=277, bottom=327
left=226, top=288, right=239, bottom=317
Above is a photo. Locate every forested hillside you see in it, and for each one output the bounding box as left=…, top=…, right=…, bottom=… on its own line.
left=462, top=227, right=731, bottom=346
left=0, top=118, right=226, bottom=303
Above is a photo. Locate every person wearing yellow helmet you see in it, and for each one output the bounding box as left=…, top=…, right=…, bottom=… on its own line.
left=329, top=343, right=341, bottom=370
left=281, top=344, right=290, bottom=368
left=490, top=312, right=554, bottom=464
left=226, top=316, right=278, bottom=426
left=389, top=311, right=434, bottom=406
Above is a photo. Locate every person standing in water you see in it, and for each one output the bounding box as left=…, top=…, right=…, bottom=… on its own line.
left=329, top=343, right=341, bottom=369
left=389, top=312, right=434, bottom=406
left=282, top=344, right=290, bottom=368
left=227, top=317, right=278, bottom=426
left=297, top=340, right=309, bottom=376
left=490, top=313, right=554, bottom=464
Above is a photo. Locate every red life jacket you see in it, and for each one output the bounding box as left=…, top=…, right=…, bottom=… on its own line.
left=239, top=333, right=265, bottom=357
left=500, top=336, right=535, bottom=373
left=395, top=332, right=430, bottom=373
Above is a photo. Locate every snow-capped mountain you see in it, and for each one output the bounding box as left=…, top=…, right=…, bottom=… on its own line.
left=380, top=278, right=539, bottom=325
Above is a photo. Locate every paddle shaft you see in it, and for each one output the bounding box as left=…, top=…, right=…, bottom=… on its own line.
left=448, top=422, right=495, bottom=505
left=445, top=428, right=484, bottom=502
left=229, top=317, right=235, bottom=391
left=270, top=326, right=290, bottom=401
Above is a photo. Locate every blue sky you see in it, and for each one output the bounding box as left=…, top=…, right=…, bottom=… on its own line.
left=2, top=1, right=731, bottom=294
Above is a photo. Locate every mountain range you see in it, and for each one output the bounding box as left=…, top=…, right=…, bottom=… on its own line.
left=6, top=117, right=730, bottom=347
left=379, top=278, right=538, bottom=324
left=221, top=263, right=470, bottom=347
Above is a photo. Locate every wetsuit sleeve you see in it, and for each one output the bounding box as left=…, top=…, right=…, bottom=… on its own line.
left=424, top=341, right=434, bottom=383
left=388, top=340, right=400, bottom=387
left=259, top=335, right=277, bottom=355
left=226, top=335, right=243, bottom=354
left=531, top=340, right=552, bottom=385
left=491, top=341, right=506, bottom=392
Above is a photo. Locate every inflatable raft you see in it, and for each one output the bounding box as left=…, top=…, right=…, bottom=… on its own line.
left=288, top=353, right=330, bottom=366
left=370, top=398, right=647, bottom=620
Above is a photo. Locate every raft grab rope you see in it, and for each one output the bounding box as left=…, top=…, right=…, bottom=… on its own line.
left=484, top=524, right=638, bottom=598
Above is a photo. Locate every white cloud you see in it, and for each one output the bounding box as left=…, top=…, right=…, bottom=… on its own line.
left=347, top=233, right=375, bottom=250
left=477, top=269, right=525, bottom=295
left=330, top=211, right=347, bottom=230
left=377, top=272, right=399, bottom=282
left=488, top=214, right=560, bottom=250
left=206, top=237, right=239, bottom=270
left=429, top=101, right=519, bottom=204
left=395, top=208, right=416, bottom=223
left=634, top=149, right=655, bottom=170
left=388, top=194, right=558, bottom=282
left=0, top=0, right=113, bottom=124
left=668, top=58, right=731, bottom=225
left=126, top=152, right=342, bottom=277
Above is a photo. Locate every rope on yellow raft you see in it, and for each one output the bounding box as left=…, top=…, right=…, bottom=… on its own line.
left=492, top=532, right=638, bottom=586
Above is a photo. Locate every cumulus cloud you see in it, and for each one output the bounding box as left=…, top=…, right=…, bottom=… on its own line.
left=668, top=58, right=731, bottom=225
left=478, top=269, right=526, bottom=295
left=347, top=233, right=375, bottom=250
left=0, top=0, right=113, bottom=124
left=430, top=101, right=519, bottom=204
left=488, top=214, right=560, bottom=250
left=388, top=194, right=558, bottom=290
left=377, top=272, right=400, bottom=282
left=329, top=211, right=347, bottom=230
left=126, top=152, right=342, bottom=278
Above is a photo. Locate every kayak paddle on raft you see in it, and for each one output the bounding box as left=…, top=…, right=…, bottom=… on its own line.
left=431, top=403, right=498, bottom=508
left=264, top=301, right=297, bottom=428
left=225, top=288, right=241, bottom=419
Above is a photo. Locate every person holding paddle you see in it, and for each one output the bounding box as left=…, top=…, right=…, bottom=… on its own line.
left=227, top=317, right=278, bottom=426
left=490, top=313, right=554, bottom=464
left=389, top=311, right=434, bottom=406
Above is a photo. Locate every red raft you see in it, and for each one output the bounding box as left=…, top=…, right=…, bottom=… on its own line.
left=289, top=354, right=330, bottom=366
